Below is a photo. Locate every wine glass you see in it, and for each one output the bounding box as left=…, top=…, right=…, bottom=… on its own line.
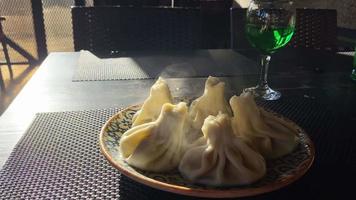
left=244, top=0, right=295, bottom=100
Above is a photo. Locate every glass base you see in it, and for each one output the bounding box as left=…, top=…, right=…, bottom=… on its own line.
left=243, top=86, right=281, bottom=100
left=351, top=69, right=356, bottom=81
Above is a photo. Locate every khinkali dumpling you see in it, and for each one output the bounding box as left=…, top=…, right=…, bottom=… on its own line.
left=132, top=77, right=173, bottom=127
left=189, top=76, right=232, bottom=130
left=179, top=113, right=266, bottom=186
left=120, top=102, right=188, bottom=172
left=230, top=92, right=299, bottom=159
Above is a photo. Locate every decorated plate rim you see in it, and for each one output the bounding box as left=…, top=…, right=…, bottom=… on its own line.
left=99, top=104, right=315, bottom=198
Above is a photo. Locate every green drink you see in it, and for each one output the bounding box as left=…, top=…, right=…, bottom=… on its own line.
left=243, top=0, right=295, bottom=100
left=246, top=24, right=295, bottom=54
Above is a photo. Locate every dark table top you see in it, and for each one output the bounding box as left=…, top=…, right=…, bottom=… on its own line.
left=0, top=49, right=355, bottom=199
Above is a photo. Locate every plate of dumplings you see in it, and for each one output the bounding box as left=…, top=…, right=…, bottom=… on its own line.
left=99, top=76, right=315, bottom=198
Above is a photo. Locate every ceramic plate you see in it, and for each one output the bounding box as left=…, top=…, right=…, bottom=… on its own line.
left=99, top=105, right=315, bottom=198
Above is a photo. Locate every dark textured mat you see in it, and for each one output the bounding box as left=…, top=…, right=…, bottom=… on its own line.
left=0, top=96, right=354, bottom=199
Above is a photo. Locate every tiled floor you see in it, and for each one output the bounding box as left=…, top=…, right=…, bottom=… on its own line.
left=0, top=64, right=38, bottom=116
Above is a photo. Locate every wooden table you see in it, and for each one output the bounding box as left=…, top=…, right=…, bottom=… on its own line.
left=0, top=49, right=355, bottom=198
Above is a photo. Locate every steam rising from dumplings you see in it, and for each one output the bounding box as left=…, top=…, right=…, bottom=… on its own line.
left=132, top=77, right=173, bottom=127
left=230, top=92, right=299, bottom=159
left=179, top=113, right=266, bottom=186
left=120, top=102, right=188, bottom=172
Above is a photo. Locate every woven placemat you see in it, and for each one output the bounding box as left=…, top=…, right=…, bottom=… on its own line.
left=0, top=97, right=353, bottom=199
left=73, top=51, right=152, bottom=81
left=72, top=51, right=258, bottom=82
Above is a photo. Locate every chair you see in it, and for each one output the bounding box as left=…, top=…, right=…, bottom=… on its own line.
left=174, top=0, right=232, bottom=48
left=230, top=8, right=338, bottom=51
left=200, top=0, right=232, bottom=49
left=92, top=0, right=170, bottom=7
left=72, top=6, right=204, bottom=56
left=0, top=17, right=13, bottom=80
left=230, top=8, right=250, bottom=49
left=0, top=16, right=38, bottom=91
left=0, top=66, right=4, bottom=91
left=289, top=9, right=337, bottom=51
left=174, top=0, right=232, bottom=8
left=174, top=0, right=200, bottom=7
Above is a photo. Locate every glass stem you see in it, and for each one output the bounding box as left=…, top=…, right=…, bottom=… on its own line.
left=258, top=54, right=271, bottom=90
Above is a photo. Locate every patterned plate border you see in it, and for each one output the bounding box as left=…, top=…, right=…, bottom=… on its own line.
left=99, top=104, right=315, bottom=198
